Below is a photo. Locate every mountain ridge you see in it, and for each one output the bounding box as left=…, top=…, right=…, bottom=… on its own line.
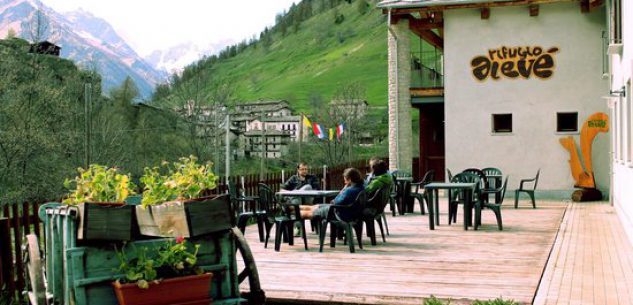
left=0, top=0, right=165, bottom=98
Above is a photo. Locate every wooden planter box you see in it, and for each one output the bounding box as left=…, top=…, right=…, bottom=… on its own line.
left=112, top=273, right=212, bottom=305
left=136, top=195, right=233, bottom=238
left=78, top=202, right=135, bottom=241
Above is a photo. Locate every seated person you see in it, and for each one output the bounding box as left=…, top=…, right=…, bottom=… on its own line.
left=301, top=168, right=365, bottom=223
left=364, top=157, right=382, bottom=186
left=365, top=159, right=392, bottom=195
left=282, top=162, right=320, bottom=191
left=363, top=159, right=392, bottom=215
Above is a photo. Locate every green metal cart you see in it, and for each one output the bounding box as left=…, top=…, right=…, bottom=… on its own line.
left=23, top=201, right=264, bottom=305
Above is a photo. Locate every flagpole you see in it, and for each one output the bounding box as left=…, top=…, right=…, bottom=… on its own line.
left=299, top=112, right=303, bottom=162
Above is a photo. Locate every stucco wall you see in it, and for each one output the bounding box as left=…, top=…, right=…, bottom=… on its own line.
left=444, top=2, right=608, bottom=194
left=610, top=0, right=633, bottom=244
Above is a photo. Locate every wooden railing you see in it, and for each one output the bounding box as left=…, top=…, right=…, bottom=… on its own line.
left=0, top=157, right=421, bottom=304
left=1, top=202, right=42, bottom=304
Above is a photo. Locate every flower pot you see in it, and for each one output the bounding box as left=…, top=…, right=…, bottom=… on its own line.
left=112, top=273, right=212, bottom=305
left=78, top=202, right=136, bottom=241
left=136, top=195, right=233, bottom=238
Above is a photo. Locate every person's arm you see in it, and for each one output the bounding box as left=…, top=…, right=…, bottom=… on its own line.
left=333, top=187, right=354, bottom=206
left=365, top=179, right=380, bottom=194
left=283, top=176, right=298, bottom=190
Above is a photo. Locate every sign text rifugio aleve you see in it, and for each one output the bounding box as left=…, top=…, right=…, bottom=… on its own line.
left=470, top=46, right=559, bottom=81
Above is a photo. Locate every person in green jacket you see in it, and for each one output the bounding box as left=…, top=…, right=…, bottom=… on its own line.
left=365, top=159, right=392, bottom=195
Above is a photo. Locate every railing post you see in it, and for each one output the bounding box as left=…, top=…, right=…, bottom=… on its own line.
left=12, top=204, right=24, bottom=295
left=0, top=217, right=14, bottom=300
left=323, top=165, right=327, bottom=190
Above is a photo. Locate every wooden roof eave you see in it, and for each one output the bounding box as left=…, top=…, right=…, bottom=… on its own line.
left=381, top=0, right=575, bottom=14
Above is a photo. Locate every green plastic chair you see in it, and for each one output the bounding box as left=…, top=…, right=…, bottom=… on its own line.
left=319, top=190, right=366, bottom=253
left=514, top=169, right=540, bottom=209
left=475, top=176, right=508, bottom=231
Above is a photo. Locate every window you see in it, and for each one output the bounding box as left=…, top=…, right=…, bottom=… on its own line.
left=557, top=112, right=578, bottom=132
left=612, top=0, right=622, bottom=43
left=492, top=114, right=512, bottom=133
left=614, top=98, right=620, bottom=161
left=620, top=93, right=626, bottom=162
left=624, top=80, right=633, bottom=165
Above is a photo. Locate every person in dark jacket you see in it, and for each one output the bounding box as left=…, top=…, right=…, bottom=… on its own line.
left=302, top=168, right=365, bottom=222
left=282, top=162, right=320, bottom=191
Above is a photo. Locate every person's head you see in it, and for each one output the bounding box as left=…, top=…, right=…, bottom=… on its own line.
left=343, top=168, right=363, bottom=186
left=368, top=157, right=381, bottom=173
left=297, top=162, right=309, bottom=178
left=371, top=159, right=388, bottom=176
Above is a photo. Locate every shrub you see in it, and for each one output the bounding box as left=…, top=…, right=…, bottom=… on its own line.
left=472, top=297, right=519, bottom=305
left=423, top=295, right=450, bottom=305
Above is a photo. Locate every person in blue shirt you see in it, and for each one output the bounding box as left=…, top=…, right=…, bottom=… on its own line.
left=301, top=167, right=365, bottom=222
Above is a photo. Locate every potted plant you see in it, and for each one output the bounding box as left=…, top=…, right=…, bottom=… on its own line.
left=136, top=156, right=233, bottom=238
left=63, top=164, right=137, bottom=241
left=113, top=237, right=213, bottom=305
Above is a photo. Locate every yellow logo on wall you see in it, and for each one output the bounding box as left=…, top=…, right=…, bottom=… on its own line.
left=559, top=112, right=609, bottom=189
left=470, top=46, right=559, bottom=81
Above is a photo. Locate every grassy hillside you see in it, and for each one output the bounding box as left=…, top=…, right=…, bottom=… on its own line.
left=161, top=0, right=426, bottom=158
left=170, top=1, right=390, bottom=111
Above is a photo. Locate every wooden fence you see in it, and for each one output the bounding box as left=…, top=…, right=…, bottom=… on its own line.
left=0, top=157, right=421, bottom=304
left=1, top=202, right=42, bottom=304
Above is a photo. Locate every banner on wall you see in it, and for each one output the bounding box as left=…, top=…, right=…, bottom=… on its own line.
left=470, top=46, right=559, bottom=81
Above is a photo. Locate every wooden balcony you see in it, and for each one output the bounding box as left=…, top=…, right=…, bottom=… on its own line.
left=410, top=86, right=444, bottom=97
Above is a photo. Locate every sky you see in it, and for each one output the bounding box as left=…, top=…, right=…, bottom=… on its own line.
left=40, top=0, right=298, bottom=56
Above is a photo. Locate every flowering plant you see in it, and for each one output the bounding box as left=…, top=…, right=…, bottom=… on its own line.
left=62, top=164, right=136, bottom=205
left=115, top=237, right=203, bottom=289
left=139, top=155, right=218, bottom=208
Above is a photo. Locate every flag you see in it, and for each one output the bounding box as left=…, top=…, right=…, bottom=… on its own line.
left=302, top=115, right=311, bottom=128
left=336, top=123, right=345, bottom=140
left=329, top=128, right=333, bottom=141
left=312, top=123, right=325, bottom=139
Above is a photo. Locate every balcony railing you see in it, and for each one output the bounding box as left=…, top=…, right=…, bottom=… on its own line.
left=411, top=50, right=443, bottom=88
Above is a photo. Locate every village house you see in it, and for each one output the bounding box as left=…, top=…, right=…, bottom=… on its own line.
left=29, top=40, right=61, bottom=56
left=231, top=100, right=310, bottom=158
left=241, top=129, right=291, bottom=159
left=233, top=99, right=293, bottom=117
left=378, top=0, right=609, bottom=200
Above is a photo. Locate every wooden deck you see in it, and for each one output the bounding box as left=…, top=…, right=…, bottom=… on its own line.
left=240, top=199, right=568, bottom=304
left=534, top=201, right=633, bottom=305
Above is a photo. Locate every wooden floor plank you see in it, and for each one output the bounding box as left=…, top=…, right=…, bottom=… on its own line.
left=240, top=199, right=567, bottom=304
left=240, top=200, right=633, bottom=305
left=533, top=202, right=633, bottom=305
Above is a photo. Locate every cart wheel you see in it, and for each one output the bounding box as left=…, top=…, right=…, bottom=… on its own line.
left=23, top=234, right=46, bottom=305
left=231, top=227, right=265, bottom=305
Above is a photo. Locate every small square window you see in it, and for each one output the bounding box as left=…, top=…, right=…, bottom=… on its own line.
left=557, top=112, right=578, bottom=132
left=492, top=114, right=512, bottom=133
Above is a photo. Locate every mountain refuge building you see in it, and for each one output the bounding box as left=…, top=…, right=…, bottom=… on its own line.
left=378, top=0, right=609, bottom=199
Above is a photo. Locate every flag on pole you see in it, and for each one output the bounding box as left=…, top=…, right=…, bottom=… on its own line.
left=302, top=115, right=311, bottom=128
left=312, top=123, right=325, bottom=139
left=328, top=128, right=334, bottom=141
left=336, top=123, right=345, bottom=140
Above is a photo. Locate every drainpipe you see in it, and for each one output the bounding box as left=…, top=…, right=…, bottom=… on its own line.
left=387, top=9, right=400, bottom=170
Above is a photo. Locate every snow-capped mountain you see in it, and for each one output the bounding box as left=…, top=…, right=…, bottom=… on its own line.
left=0, top=0, right=166, bottom=98
left=144, top=40, right=232, bottom=75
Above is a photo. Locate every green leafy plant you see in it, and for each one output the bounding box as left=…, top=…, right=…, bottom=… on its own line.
left=140, top=155, right=218, bottom=208
left=472, top=298, right=519, bottom=305
left=423, top=295, right=451, bottom=305
left=62, top=164, right=136, bottom=205
left=116, top=237, right=203, bottom=289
